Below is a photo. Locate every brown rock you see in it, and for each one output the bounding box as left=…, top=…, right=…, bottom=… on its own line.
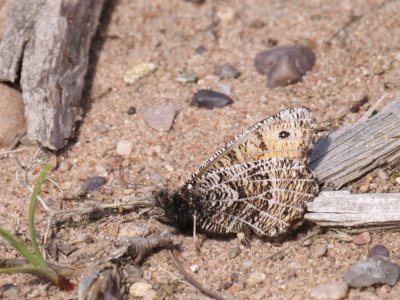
left=254, top=44, right=315, bottom=88
left=0, top=84, right=26, bottom=148
left=352, top=232, right=371, bottom=245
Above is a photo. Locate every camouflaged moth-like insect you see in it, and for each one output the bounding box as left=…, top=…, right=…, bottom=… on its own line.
left=156, top=107, right=319, bottom=237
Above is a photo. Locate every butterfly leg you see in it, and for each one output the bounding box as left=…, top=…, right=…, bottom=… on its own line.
left=193, top=213, right=197, bottom=242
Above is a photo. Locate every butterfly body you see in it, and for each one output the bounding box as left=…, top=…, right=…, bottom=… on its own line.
left=156, top=107, right=319, bottom=237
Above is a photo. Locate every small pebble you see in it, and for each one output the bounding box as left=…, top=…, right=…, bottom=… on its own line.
left=0, top=284, right=20, bottom=298
left=214, top=64, right=241, bottom=79
left=195, top=45, right=206, bottom=54
left=266, top=38, right=278, bottom=47
left=143, top=290, right=157, bottom=300
left=58, top=160, right=72, bottom=172
left=245, top=271, right=266, bottom=287
left=369, top=244, right=390, bottom=259
left=124, top=62, right=157, bottom=85
left=217, top=83, right=232, bottom=96
left=142, top=104, right=178, bottom=132
left=343, top=257, right=400, bottom=287
left=58, top=242, right=78, bottom=256
left=249, top=19, right=265, bottom=29
left=377, top=169, right=389, bottom=180
left=95, top=165, right=108, bottom=177
left=183, top=0, right=205, bottom=3
left=217, top=7, right=235, bottom=21
left=242, top=259, right=253, bottom=270
left=176, top=72, right=198, bottom=83
left=0, top=84, right=27, bottom=148
left=297, top=38, right=316, bottom=49
left=129, top=282, right=153, bottom=297
left=350, top=95, right=369, bottom=113
left=82, top=176, right=107, bottom=193
left=229, top=247, right=242, bottom=259
left=116, top=139, right=134, bottom=156
left=309, top=281, right=349, bottom=300
left=60, top=181, right=72, bottom=191
left=312, top=243, right=328, bottom=258
left=395, top=177, right=400, bottom=184
left=254, top=44, right=315, bottom=88
left=190, top=264, right=200, bottom=273
left=96, top=124, right=109, bottom=134
left=127, top=107, right=137, bottom=115
left=19, top=134, right=38, bottom=146
left=192, top=89, right=233, bottom=109
left=352, top=232, right=371, bottom=245
left=123, top=264, right=144, bottom=283
left=118, top=223, right=147, bottom=238
left=83, top=235, right=95, bottom=244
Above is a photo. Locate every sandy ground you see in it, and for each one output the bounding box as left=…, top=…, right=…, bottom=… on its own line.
left=1, top=0, right=400, bottom=299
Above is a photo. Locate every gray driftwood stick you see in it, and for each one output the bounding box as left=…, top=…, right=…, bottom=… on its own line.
left=305, top=191, right=400, bottom=228
left=310, top=98, right=400, bottom=188
left=0, top=0, right=105, bottom=149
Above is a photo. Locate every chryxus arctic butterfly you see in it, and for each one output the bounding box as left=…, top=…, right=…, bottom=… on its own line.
left=156, top=107, right=319, bottom=237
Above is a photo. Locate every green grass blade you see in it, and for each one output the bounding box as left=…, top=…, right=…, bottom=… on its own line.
left=28, top=163, right=52, bottom=268
left=0, top=227, right=41, bottom=266
left=0, top=266, right=59, bottom=284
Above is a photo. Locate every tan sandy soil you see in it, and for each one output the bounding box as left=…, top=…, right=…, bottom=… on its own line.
left=1, top=0, right=400, bottom=299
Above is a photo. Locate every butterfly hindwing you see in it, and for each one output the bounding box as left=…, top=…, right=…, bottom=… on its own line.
left=189, top=158, right=318, bottom=237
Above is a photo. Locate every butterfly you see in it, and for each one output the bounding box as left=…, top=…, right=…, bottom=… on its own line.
left=156, top=107, right=319, bottom=237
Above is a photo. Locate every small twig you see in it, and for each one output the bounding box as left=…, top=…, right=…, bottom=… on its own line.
left=43, top=197, right=156, bottom=252
left=168, top=249, right=226, bottom=300
left=46, top=177, right=63, bottom=193
left=326, top=14, right=363, bottom=43
left=26, top=185, right=51, bottom=212
left=0, top=148, right=27, bottom=158
left=210, top=5, right=218, bottom=42
left=158, top=266, right=192, bottom=287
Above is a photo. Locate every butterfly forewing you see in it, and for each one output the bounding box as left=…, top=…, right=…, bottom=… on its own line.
left=188, top=107, right=315, bottom=185
left=190, top=158, right=318, bottom=237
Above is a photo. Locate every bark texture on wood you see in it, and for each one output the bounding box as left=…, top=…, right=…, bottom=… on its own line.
left=0, top=0, right=105, bottom=149
left=305, top=191, right=400, bottom=228
left=0, top=1, right=41, bottom=82
left=310, top=99, right=400, bottom=188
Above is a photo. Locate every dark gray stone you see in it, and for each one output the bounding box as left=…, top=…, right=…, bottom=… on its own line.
left=369, top=244, right=390, bottom=259
left=214, top=63, right=241, bottom=79
left=343, top=258, right=400, bottom=288
left=83, top=176, right=107, bottom=193
left=192, top=89, right=233, bottom=109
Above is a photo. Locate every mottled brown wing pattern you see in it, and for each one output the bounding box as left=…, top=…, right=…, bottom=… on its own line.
left=156, top=107, right=319, bottom=238
left=187, top=107, right=315, bottom=184
left=189, top=158, right=318, bottom=237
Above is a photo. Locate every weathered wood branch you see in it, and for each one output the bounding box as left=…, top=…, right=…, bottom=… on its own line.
left=305, top=191, right=400, bottom=228
left=310, top=98, right=400, bottom=188
left=0, top=0, right=105, bottom=149
left=307, top=99, right=400, bottom=229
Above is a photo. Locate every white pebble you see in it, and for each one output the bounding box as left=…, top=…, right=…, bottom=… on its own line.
left=245, top=271, right=266, bottom=287
left=190, top=264, right=200, bottom=273
left=116, top=140, right=134, bottom=156
left=129, top=282, right=153, bottom=297
left=58, top=160, right=72, bottom=172
left=124, top=63, right=157, bottom=85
